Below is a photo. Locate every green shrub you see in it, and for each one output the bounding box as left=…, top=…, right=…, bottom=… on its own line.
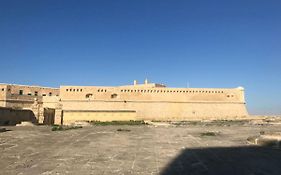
left=200, top=131, right=218, bottom=136
left=90, top=120, right=146, bottom=126
left=117, top=128, right=131, bottom=132
left=51, top=125, right=82, bottom=131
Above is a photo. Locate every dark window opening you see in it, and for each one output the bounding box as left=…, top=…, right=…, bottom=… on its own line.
left=35, top=91, right=38, bottom=96
left=111, top=94, right=118, bottom=99
left=86, top=93, right=93, bottom=99
left=19, top=90, right=23, bottom=95
left=49, top=92, right=52, bottom=96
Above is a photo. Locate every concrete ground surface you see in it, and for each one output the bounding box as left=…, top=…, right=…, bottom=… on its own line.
left=1, top=123, right=281, bottom=175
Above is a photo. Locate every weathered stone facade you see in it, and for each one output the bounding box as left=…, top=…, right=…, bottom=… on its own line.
left=0, top=83, right=59, bottom=124
left=0, top=80, right=248, bottom=125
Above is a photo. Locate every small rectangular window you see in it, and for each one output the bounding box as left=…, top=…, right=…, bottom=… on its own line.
left=34, top=91, right=38, bottom=96
left=49, top=92, right=52, bottom=96
left=42, top=94, right=46, bottom=96
left=27, top=93, right=32, bottom=96
left=1, top=88, right=4, bottom=91
left=19, top=90, right=23, bottom=95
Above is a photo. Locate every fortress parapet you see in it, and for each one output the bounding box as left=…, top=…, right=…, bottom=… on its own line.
left=0, top=80, right=248, bottom=125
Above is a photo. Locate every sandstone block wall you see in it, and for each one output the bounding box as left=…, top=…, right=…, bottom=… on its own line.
left=0, top=82, right=249, bottom=123
left=59, top=85, right=248, bottom=121
left=0, top=84, right=7, bottom=107
left=63, top=110, right=136, bottom=124
left=0, top=84, right=59, bottom=109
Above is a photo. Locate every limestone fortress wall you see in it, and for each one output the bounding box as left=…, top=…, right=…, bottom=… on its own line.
left=59, top=80, right=248, bottom=123
left=0, top=83, right=59, bottom=125
left=0, top=80, right=248, bottom=125
left=0, top=83, right=59, bottom=108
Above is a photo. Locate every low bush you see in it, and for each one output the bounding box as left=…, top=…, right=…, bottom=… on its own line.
left=90, top=120, right=146, bottom=126
left=51, top=125, right=82, bottom=131
left=117, top=128, right=131, bottom=132
left=200, top=131, right=219, bottom=136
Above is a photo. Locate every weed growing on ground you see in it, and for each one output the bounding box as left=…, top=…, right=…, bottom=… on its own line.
left=200, top=131, right=219, bottom=136
left=51, top=125, right=82, bottom=131
left=117, top=128, right=131, bottom=132
left=0, top=128, right=7, bottom=132
left=206, top=120, right=248, bottom=126
left=90, top=120, right=146, bottom=126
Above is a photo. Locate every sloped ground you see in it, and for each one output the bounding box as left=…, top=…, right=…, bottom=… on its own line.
left=0, top=123, right=281, bottom=175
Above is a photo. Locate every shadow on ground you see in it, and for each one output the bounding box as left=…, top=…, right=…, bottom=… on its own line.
left=161, top=146, right=281, bottom=175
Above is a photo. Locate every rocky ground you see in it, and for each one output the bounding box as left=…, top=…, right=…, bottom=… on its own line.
left=0, top=121, right=281, bottom=175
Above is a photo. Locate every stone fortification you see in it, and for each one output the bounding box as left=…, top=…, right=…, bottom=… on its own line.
left=0, top=80, right=248, bottom=125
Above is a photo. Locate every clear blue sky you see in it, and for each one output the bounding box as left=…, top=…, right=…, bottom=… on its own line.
left=0, top=0, right=280, bottom=115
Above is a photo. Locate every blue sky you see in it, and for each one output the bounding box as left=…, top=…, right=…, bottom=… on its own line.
left=0, top=0, right=280, bottom=115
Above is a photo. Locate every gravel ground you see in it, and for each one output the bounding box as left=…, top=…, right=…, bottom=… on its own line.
left=0, top=123, right=281, bottom=175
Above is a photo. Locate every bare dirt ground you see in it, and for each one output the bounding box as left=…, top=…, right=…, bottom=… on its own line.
left=1, top=122, right=281, bottom=175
